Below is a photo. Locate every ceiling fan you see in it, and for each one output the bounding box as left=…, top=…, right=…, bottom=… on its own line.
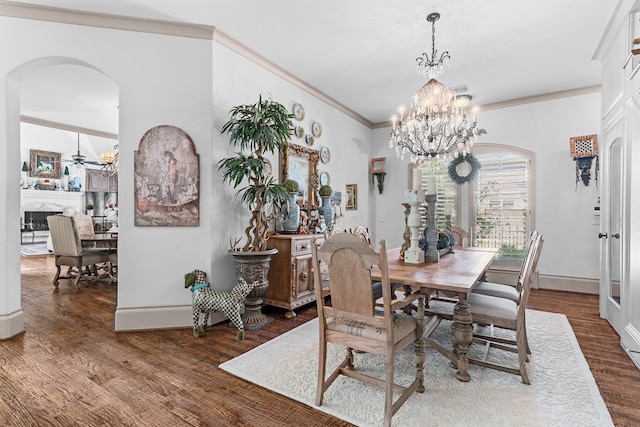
left=63, top=133, right=102, bottom=167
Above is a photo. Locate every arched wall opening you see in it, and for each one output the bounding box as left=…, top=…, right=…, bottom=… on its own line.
left=2, top=56, right=119, bottom=339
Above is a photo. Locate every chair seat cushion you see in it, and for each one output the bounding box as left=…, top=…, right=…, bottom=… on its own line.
left=472, top=281, right=520, bottom=302
left=326, top=313, right=417, bottom=343
left=56, top=251, right=109, bottom=266
left=468, top=293, right=518, bottom=321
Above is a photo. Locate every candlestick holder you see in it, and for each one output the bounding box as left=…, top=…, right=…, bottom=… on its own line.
left=404, top=192, right=425, bottom=264
left=399, top=202, right=411, bottom=261
left=425, top=194, right=440, bottom=262
left=444, top=213, right=455, bottom=253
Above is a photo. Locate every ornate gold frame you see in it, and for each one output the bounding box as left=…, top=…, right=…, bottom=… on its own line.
left=280, top=144, right=319, bottom=208
left=29, top=149, right=61, bottom=179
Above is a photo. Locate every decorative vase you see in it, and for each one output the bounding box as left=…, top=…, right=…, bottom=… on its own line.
left=318, top=196, right=333, bottom=231
left=229, top=249, right=277, bottom=331
left=106, top=213, right=118, bottom=232
left=280, top=192, right=300, bottom=233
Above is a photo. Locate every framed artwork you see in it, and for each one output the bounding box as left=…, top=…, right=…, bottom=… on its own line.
left=280, top=143, right=319, bottom=208
left=134, top=125, right=200, bottom=226
left=29, top=149, right=61, bottom=179
left=345, top=184, right=357, bottom=210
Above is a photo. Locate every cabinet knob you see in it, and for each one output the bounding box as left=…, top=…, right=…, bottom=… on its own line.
left=612, top=233, right=620, bottom=239
left=299, top=271, right=308, bottom=281
left=598, top=233, right=608, bottom=239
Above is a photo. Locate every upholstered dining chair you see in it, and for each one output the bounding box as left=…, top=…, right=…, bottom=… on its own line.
left=47, top=215, right=110, bottom=289
left=72, top=213, right=97, bottom=248
left=471, top=230, right=540, bottom=304
left=428, top=232, right=543, bottom=384
left=311, top=233, right=426, bottom=427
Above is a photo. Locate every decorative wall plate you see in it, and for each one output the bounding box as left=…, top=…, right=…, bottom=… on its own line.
left=295, top=126, right=304, bottom=138
left=305, top=135, right=315, bottom=146
left=319, top=171, right=330, bottom=186
left=292, top=103, right=305, bottom=121
left=320, top=146, right=331, bottom=164
left=311, top=121, right=323, bottom=138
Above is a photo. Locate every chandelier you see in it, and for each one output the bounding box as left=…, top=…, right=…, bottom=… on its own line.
left=100, top=143, right=119, bottom=176
left=389, top=12, right=485, bottom=164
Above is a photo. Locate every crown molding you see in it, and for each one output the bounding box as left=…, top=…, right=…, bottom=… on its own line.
left=0, top=0, right=214, bottom=39
left=1, top=1, right=372, bottom=128
left=20, top=115, right=118, bottom=140
left=372, top=85, right=602, bottom=129
left=213, top=29, right=373, bottom=128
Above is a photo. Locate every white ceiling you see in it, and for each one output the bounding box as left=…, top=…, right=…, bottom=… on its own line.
left=13, top=0, right=616, bottom=135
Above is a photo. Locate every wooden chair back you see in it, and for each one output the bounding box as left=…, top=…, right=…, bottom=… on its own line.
left=313, top=233, right=388, bottom=325
left=348, top=225, right=372, bottom=247
left=47, top=215, right=82, bottom=257
left=450, top=226, right=469, bottom=247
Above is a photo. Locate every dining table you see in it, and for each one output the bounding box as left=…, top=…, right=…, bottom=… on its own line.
left=371, top=246, right=497, bottom=382
left=80, top=232, right=118, bottom=282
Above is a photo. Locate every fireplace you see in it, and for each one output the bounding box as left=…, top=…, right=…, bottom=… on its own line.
left=23, top=211, right=63, bottom=231
left=20, top=189, right=84, bottom=232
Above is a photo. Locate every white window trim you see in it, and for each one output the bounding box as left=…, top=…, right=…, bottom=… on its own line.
left=467, top=143, right=536, bottom=268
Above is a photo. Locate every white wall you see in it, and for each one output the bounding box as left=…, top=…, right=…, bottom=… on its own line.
left=0, top=16, right=213, bottom=334
left=371, top=92, right=602, bottom=289
left=0, top=15, right=373, bottom=336
left=210, top=42, right=373, bottom=284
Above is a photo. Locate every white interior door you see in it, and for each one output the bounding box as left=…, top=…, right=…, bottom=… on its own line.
left=600, top=111, right=624, bottom=335
left=605, top=136, right=623, bottom=334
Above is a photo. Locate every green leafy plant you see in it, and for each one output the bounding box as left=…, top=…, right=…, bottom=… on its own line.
left=218, top=95, right=293, bottom=252
left=319, top=185, right=332, bottom=197
left=283, top=179, right=299, bottom=193
left=85, top=204, right=94, bottom=211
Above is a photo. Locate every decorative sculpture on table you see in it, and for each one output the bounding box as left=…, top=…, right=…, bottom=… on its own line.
left=569, top=134, right=598, bottom=189
left=184, top=269, right=258, bottom=341
left=404, top=190, right=425, bottom=264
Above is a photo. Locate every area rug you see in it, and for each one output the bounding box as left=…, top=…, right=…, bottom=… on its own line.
left=20, top=242, right=50, bottom=256
left=220, top=310, right=613, bottom=426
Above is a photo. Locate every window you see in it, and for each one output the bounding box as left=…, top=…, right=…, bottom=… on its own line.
left=472, top=146, right=533, bottom=263
left=413, top=162, right=457, bottom=232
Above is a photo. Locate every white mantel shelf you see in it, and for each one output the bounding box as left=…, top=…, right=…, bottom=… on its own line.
left=21, top=189, right=84, bottom=218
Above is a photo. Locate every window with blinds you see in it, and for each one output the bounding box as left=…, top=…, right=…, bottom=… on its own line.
left=472, top=150, right=531, bottom=262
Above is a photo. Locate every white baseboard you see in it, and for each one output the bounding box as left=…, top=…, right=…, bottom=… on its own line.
left=486, top=267, right=599, bottom=294
left=0, top=309, right=25, bottom=340
left=115, top=305, right=228, bottom=332
left=623, top=323, right=640, bottom=354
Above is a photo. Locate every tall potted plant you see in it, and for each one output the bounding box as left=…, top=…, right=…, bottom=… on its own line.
left=218, top=95, right=292, bottom=330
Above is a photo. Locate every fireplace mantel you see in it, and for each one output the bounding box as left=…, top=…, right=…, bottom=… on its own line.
left=20, top=189, right=84, bottom=224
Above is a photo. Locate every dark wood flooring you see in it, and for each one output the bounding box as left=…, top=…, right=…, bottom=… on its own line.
left=2, top=255, right=639, bottom=426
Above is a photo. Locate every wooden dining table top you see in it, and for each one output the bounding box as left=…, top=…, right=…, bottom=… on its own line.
left=80, top=233, right=118, bottom=243
left=372, top=247, right=497, bottom=294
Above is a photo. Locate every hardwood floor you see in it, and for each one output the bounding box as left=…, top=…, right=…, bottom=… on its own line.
left=2, top=255, right=639, bottom=426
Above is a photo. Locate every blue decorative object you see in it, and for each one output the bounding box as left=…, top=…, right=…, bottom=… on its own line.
left=68, top=176, right=82, bottom=192
left=318, top=196, right=334, bottom=231
left=280, top=192, right=300, bottom=233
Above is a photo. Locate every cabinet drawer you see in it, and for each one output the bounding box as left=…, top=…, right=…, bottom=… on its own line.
left=292, top=238, right=313, bottom=255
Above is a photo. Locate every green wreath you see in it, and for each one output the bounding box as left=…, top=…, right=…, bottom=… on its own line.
left=448, top=153, right=481, bottom=184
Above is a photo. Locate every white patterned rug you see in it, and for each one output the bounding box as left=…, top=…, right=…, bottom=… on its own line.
left=220, top=310, right=613, bottom=427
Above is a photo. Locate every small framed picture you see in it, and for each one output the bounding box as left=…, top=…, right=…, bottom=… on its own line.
left=29, top=149, right=61, bottom=179
left=345, top=184, right=357, bottom=210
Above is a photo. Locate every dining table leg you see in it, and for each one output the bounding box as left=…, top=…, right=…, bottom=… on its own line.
left=451, top=293, right=473, bottom=382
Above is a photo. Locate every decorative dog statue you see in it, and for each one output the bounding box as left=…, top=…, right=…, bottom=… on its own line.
left=184, top=269, right=257, bottom=340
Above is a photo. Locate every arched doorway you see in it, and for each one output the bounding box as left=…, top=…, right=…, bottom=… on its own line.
left=2, top=57, right=118, bottom=339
